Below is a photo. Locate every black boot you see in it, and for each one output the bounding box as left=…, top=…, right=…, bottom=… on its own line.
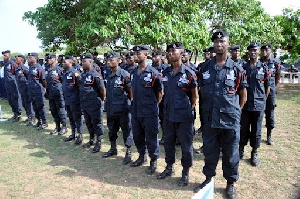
left=157, top=164, right=174, bottom=179
left=75, top=133, right=83, bottom=145
left=8, top=114, right=16, bottom=121
left=178, top=167, right=189, bottom=186
left=13, top=113, right=21, bottom=122
left=130, top=154, right=147, bottom=167
left=38, top=120, right=48, bottom=130
left=102, top=141, right=118, bottom=158
left=58, top=124, right=68, bottom=135
left=194, top=146, right=204, bottom=154
left=226, top=182, right=237, bottom=199
left=146, top=159, right=157, bottom=175
left=267, top=128, right=274, bottom=145
left=64, top=130, right=76, bottom=142
left=250, top=148, right=259, bottom=166
left=50, top=128, right=58, bottom=135
left=91, top=136, right=101, bottom=153
left=239, top=145, right=244, bottom=159
left=123, top=147, right=132, bottom=165
left=82, top=135, right=94, bottom=148
left=193, top=177, right=212, bottom=193
left=34, top=119, right=41, bottom=128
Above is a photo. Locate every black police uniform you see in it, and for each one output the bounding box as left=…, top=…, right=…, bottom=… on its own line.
left=80, top=67, right=105, bottom=152
left=46, top=64, right=67, bottom=134
left=130, top=64, right=162, bottom=164
left=240, top=59, right=270, bottom=165
left=27, top=63, right=47, bottom=127
left=199, top=57, right=247, bottom=183
left=3, top=58, right=22, bottom=120
left=104, top=66, right=133, bottom=162
left=62, top=66, right=83, bottom=142
left=15, top=63, right=35, bottom=122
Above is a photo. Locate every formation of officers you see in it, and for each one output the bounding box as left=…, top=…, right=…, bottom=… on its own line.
left=1, top=29, right=282, bottom=199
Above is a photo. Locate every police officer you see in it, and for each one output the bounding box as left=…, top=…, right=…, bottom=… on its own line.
left=80, top=53, right=106, bottom=153
left=230, top=45, right=247, bottom=67
left=193, top=30, right=247, bottom=199
left=15, top=55, right=35, bottom=125
left=2, top=50, right=22, bottom=122
left=239, top=42, right=270, bottom=167
left=46, top=54, right=68, bottom=135
left=61, top=55, right=83, bottom=144
left=157, top=42, right=198, bottom=187
left=27, top=52, right=48, bottom=130
left=260, top=44, right=281, bottom=145
left=72, top=55, right=82, bottom=72
left=119, top=52, right=128, bottom=69
left=130, top=45, right=163, bottom=176
left=182, top=49, right=197, bottom=71
left=124, top=52, right=137, bottom=74
left=102, top=52, right=133, bottom=165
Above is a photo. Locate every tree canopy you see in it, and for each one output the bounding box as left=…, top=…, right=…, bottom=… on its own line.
left=23, top=0, right=292, bottom=58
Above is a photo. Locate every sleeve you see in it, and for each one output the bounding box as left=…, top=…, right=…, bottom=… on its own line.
left=153, top=73, right=163, bottom=92
left=188, top=71, right=198, bottom=89
left=198, top=68, right=204, bottom=87
left=237, top=67, right=248, bottom=90
left=40, top=68, right=46, bottom=80
left=74, top=72, right=81, bottom=86
left=264, top=66, right=271, bottom=86
left=123, top=71, right=131, bottom=89
left=94, top=73, right=105, bottom=89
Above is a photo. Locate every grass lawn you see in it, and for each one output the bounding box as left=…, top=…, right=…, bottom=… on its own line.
left=0, top=84, right=299, bottom=199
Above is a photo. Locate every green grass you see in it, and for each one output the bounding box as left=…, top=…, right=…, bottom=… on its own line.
left=0, top=84, right=299, bottom=199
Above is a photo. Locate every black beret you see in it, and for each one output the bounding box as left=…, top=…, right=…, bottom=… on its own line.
left=47, top=54, right=56, bottom=59
left=166, top=42, right=185, bottom=51
left=81, top=53, right=93, bottom=59
left=2, top=50, right=11, bottom=55
left=247, top=42, right=261, bottom=50
left=107, top=52, right=121, bottom=59
left=58, top=55, right=64, bottom=58
left=161, top=52, right=166, bottom=56
left=121, top=52, right=128, bottom=56
left=126, top=52, right=134, bottom=58
left=132, top=45, right=150, bottom=52
left=16, top=55, right=26, bottom=60
left=152, top=50, right=162, bottom=57
left=261, top=44, right=272, bottom=50
left=92, top=51, right=98, bottom=56
left=230, top=45, right=241, bottom=51
left=63, top=55, right=73, bottom=60
left=72, top=54, right=77, bottom=57
left=28, top=52, right=39, bottom=58
left=208, top=46, right=214, bottom=52
left=184, top=49, right=192, bottom=55
left=203, top=48, right=210, bottom=53
left=211, top=29, right=229, bottom=42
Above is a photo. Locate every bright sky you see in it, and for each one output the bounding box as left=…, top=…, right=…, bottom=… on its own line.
left=0, top=0, right=299, bottom=54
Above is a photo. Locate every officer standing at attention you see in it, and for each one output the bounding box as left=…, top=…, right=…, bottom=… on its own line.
left=124, top=52, right=137, bottom=74
left=61, top=55, right=84, bottom=144
left=80, top=53, right=106, bottom=153
left=102, top=52, right=133, bottom=165
left=2, top=50, right=22, bottom=122
left=239, top=42, right=270, bottom=167
left=27, top=52, right=48, bottom=130
left=156, top=42, right=198, bottom=187
left=193, top=30, right=247, bottom=199
left=182, top=49, right=197, bottom=71
left=15, top=55, right=35, bottom=125
left=46, top=54, right=68, bottom=135
left=230, top=45, right=246, bottom=67
left=260, top=44, right=281, bottom=145
left=130, top=45, right=163, bottom=176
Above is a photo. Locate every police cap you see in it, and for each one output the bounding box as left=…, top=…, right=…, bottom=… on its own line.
left=63, top=55, right=73, bottom=60
left=261, top=44, right=272, bottom=50
left=126, top=52, right=134, bottom=58
left=2, top=50, right=11, bottom=55
left=230, top=45, right=241, bottom=51
left=184, top=49, right=192, bottom=55
left=28, top=52, right=39, bottom=58
left=166, top=42, right=185, bottom=51
left=211, top=29, right=229, bottom=42
left=203, top=48, right=210, bottom=53
left=132, top=45, right=150, bottom=52
left=47, top=54, right=56, bottom=59
left=92, top=51, right=98, bottom=56
left=16, top=55, right=26, bottom=60
left=247, top=42, right=261, bottom=50
left=152, top=50, right=162, bottom=57
left=82, top=53, right=93, bottom=59
left=107, top=52, right=121, bottom=59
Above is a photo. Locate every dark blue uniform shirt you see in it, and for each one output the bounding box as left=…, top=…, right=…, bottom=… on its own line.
left=4, top=60, right=17, bottom=83
left=27, top=64, right=46, bottom=96
left=15, top=64, right=29, bottom=90
left=162, top=64, right=197, bottom=122
left=261, top=58, right=281, bottom=96
left=46, top=64, right=63, bottom=99
left=62, top=67, right=81, bottom=105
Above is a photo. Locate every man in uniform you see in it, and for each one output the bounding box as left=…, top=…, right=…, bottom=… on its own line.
left=230, top=45, right=246, bottom=67
left=27, top=52, right=48, bottom=130
left=61, top=55, right=83, bottom=144
left=130, top=45, right=163, bottom=176
left=124, top=52, right=137, bottom=74
left=193, top=30, right=247, bottom=199
left=156, top=42, right=198, bottom=187
left=80, top=53, right=106, bottom=153
left=260, top=44, right=281, bottom=145
left=2, top=50, right=22, bottom=122
left=239, top=42, right=270, bottom=166
left=15, top=55, right=35, bottom=125
left=102, top=52, right=133, bottom=165
left=46, top=54, right=68, bottom=135
left=119, top=52, right=128, bottom=69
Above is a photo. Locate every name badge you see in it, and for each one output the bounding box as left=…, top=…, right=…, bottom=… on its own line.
left=226, top=70, right=236, bottom=80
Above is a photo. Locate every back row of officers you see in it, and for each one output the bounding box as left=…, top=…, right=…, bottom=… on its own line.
left=2, top=29, right=281, bottom=199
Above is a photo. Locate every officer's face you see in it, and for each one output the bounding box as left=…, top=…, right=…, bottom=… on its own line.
left=152, top=55, right=161, bottom=65
left=2, top=53, right=10, bottom=61
left=167, top=48, right=182, bottom=63
left=182, top=53, right=190, bottom=63
left=127, top=56, right=135, bottom=65
left=15, top=57, right=23, bottom=65
left=47, top=57, right=56, bottom=65
left=261, top=48, right=272, bottom=58
left=62, top=59, right=72, bottom=69
left=204, top=52, right=211, bottom=60
left=230, top=49, right=240, bottom=59
left=213, top=37, right=229, bottom=54
left=28, top=56, right=37, bottom=65
left=107, top=58, right=119, bottom=68
left=82, top=58, right=92, bottom=70
left=134, top=51, right=147, bottom=64
left=248, top=48, right=260, bottom=60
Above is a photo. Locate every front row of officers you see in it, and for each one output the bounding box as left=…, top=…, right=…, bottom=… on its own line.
left=2, top=29, right=281, bottom=199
